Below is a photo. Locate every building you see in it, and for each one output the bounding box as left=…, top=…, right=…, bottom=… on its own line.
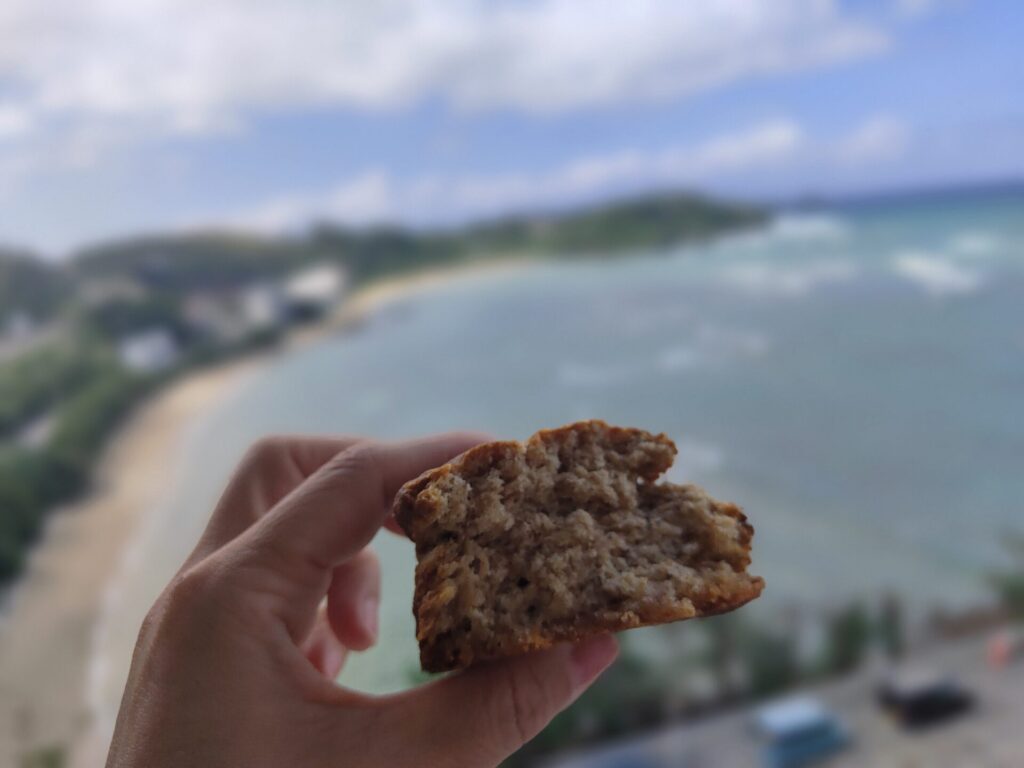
left=183, top=283, right=286, bottom=343
left=283, top=263, right=347, bottom=317
left=118, top=328, right=180, bottom=373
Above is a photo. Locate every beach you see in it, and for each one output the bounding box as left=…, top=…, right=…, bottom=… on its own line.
left=0, top=356, right=258, bottom=768
left=0, top=257, right=529, bottom=768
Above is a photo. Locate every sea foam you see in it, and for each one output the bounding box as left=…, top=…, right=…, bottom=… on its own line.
left=717, top=259, right=857, bottom=297
left=891, top=250, right=985, bottom=297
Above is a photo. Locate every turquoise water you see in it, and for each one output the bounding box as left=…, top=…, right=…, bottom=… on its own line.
left=98, top=188, right=1024, bottom=701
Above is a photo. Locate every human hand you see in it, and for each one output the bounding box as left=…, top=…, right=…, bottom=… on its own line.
left=106, top=434, right=618, bottom=768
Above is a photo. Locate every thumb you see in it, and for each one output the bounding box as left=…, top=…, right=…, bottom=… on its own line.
left=386, top=635, right=618, bottom=767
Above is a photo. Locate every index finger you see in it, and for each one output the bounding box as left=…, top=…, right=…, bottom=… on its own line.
left=190, top=435, right=364, bottom=565
left=231, top=432, right=489, bottom=636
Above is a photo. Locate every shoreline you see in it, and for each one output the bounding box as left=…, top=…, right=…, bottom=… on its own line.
left=0, top=257, right=527, bottom=768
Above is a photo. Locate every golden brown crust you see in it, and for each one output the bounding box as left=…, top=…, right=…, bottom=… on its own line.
left=395, top=419, right=763, bottom=673
left=394, top=420, right=675, bottom=536
left=417, top=573, right=764, bottom=672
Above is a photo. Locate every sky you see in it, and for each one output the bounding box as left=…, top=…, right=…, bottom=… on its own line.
left=0, top=0, right=1021, bottom=257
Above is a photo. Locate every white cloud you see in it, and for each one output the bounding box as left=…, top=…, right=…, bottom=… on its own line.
left=0, top=103, right=32, bottom=139
left=0, top=0, right=886, bottom=144
left=216, top=114, right=912, bottom=234
left=834, top=115, right=910, bottom=165
left=219, top=119, right=805, bottom=232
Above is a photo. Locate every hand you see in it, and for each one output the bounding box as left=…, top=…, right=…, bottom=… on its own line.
left=106, top=434, right=618, bottom=768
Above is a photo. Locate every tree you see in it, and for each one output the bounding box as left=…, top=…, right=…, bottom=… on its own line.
left=878, top=593, right=906, bottom=660
left=821, top=603, right=872, bottom=675
left=990, top=532, right=1024, bottom=621
left=742, top=625, right=801, bottom=699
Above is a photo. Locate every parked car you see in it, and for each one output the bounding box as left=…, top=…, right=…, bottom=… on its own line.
left=754, top=696, right=851, bottom=768
left=876, top=669, right=973, bottom=730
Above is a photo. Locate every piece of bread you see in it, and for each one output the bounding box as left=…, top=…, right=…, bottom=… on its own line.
left=394, top=420, right=764, bottom=672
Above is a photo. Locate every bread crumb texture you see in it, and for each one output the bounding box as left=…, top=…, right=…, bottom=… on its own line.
left=394, top=420, right=764, bottom=672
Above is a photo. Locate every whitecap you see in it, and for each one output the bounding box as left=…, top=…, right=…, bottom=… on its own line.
left=949, top=231, right=999, bottom=258
left=717, top=213, right=848, bottom=252
left=891, top=250, right=985, bottom=297
left=656, top=324, right=770, bottom=373
left=717, top=260, right=857, bottom=297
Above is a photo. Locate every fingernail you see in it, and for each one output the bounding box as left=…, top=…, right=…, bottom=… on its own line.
left=361, top=596, right=379, bottom=642
left=569, top=634, right=618, bottom=690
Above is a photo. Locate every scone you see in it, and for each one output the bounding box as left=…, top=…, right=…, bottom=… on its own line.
left=394, top=420, right=764, bottom=672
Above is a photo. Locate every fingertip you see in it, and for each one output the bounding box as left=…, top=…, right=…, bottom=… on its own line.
left=569, top=634, right=619, bottom=691
left=382, top=515, right=407, bottom=537
left=325, top=549, right=381, bottom=651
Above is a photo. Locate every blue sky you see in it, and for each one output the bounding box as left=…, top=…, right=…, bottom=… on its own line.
left=0, top=0, right=1020, bottom=256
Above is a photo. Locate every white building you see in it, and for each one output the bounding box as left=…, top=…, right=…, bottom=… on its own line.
left=284, top=263, right=347, bottom=313
left=183, top=283, right=286, bottom=343
left=118, top=328, right=180, bottom=373
left=240, top=282, right=287, bottom=329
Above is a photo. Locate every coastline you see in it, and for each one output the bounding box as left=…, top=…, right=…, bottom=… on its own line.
left=0, top=255, right=529, bottom=768
left=0, top=358, right=257, bottom=768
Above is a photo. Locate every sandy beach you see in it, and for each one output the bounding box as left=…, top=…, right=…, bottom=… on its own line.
left=0, top=357, right=258, bottom=768
left=0, top=257, right=528, bottom=768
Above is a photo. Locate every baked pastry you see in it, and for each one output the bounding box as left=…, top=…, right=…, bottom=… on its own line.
left=394, top=420, right=763, bottom=672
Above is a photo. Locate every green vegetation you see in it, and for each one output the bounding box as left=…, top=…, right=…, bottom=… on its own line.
left=72, top=233, right=312, bottom=295
left=0, top=341, right=111, bottom=438
left=0, top=250, right=70, bottom=322
left=0, top=449, right=79, bottom=579
left=820, top=603, right=872, bottom=675
left=75, top=191, right=767, bottom=290
left=741, top=623, right=801, bottom=698
left=990, top=532, right=1024, bottom=620
left=19, top=745, right=66, bottom=768
left=878, top=593, right=906, bottom=660
left=48, top=369, right=150, bottom=471
left=83, top=296, right=188, bottom=341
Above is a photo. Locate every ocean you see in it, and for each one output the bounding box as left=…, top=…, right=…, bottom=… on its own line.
left=91, top=188, right=1024, bottom=714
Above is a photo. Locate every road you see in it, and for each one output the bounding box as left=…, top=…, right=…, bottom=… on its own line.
left=543, top=634, right=1024, bottom=768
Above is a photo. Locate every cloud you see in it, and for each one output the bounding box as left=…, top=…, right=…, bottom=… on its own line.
left=217, top=114, right=910, bottom=234
left=0, top=103, right=32, bottom=139
left=219, top=118, right=805, bottom=232
left=834, top=115, right=910, bottom=165
left=0, top=0, right=886, bottom=144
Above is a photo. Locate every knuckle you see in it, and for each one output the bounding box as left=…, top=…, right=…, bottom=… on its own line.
left=163, top=562, right=221, bottom=614
left=325, top=442, right=386, bottom=498
left=241, top=436, right=285, bottom=470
